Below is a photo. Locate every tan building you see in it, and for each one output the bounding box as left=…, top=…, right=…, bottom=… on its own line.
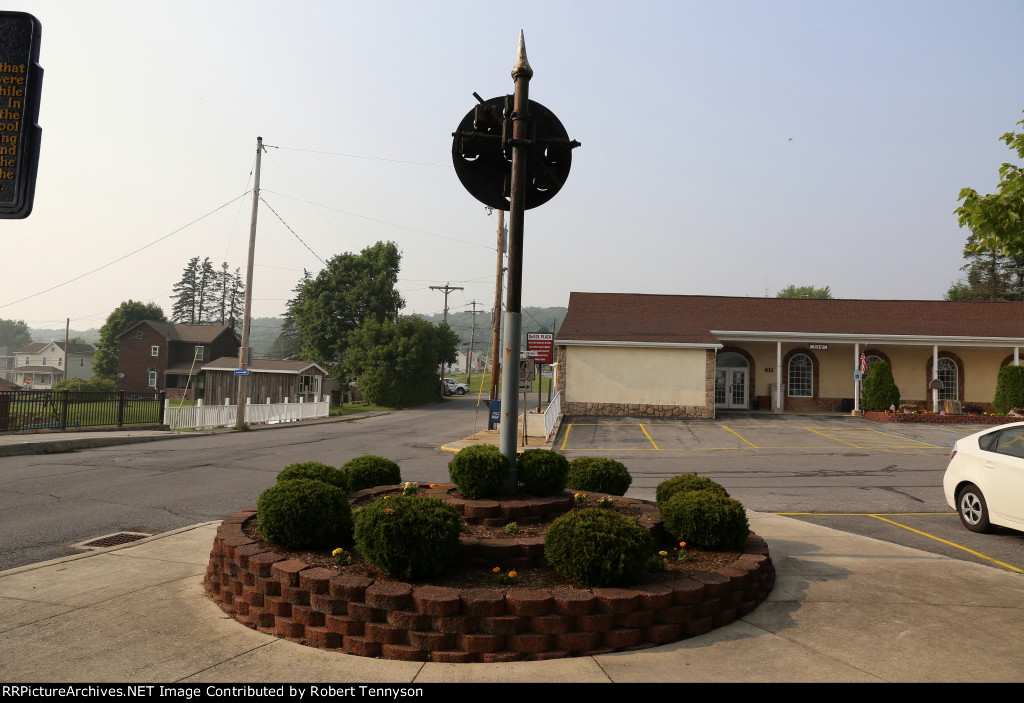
left=12, top=341, right=95, bottom=389
left=556, top=293, right=1024, bottom=418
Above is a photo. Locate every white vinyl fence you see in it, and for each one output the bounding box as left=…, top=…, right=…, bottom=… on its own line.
left=544, top=390, right=561, bottom=439
left=165, top=397, right=330, bottom=431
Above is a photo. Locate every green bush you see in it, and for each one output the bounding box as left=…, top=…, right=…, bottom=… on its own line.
left=277, top=461, right=350, bottom=492
left=565, top=457, right=632, bottom=496
left=342, top=455, right=401, bottom=492
left=517, top=449, right=569, bottom=496
left=861, top=360, right=900, bottom=412
left=448, top=444, right=509, bottom=499
left=655, top=473, right=729, bottom=508
left=993, top=364, right=1024, bottom=414
left=257, top=478, right=353, bottom=550
left=353, top=495, right=463, bottom=580
left=659, top=489, right=749, bottom=551
left=544, top=508, right=653, bottom=587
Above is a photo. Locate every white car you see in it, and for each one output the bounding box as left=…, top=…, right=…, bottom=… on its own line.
left=443, top=378, right=469, bottom=395
left=943, top=421, right=1024, bottom=533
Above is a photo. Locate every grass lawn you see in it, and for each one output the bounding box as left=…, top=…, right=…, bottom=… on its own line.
left=330, top=402, right=394, bottom=416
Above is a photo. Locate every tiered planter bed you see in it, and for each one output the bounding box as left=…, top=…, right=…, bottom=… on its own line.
left=204, top=486, right=775, bottom=662
left=863, top=411, right=1018, bottom=425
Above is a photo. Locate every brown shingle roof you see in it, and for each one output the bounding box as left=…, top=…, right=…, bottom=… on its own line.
left=558, top=293, right=1024, bottom=345
left=14, top=341, right=95, bottom=354
left=202, top=357, right=327, bottom=374
left=116, top=321, right=238, bottom=344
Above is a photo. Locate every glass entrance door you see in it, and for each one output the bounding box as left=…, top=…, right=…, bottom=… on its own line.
left=715, top=367, right=748, bottom=409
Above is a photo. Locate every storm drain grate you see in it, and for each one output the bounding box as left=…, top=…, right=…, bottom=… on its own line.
left=75, top=532, right=153, bottom=549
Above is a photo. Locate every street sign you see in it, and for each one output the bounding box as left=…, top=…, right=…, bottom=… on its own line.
left=0, top=12, right=42, bottom=219
left=526, top=333, right=554, bottom=364
left=233, top=369, right=250, bottom=376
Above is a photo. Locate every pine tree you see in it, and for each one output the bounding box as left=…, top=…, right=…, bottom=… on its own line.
left=861, top=360, right=900, bottom=412
left=171, top=257, right=201, bottom=324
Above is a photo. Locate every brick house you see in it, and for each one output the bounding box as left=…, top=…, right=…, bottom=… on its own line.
left=115, top=321, right=240, bottom=398
left=556, top=293, right=1024, bottom=418
left=11, top=341, right=95, bottom=389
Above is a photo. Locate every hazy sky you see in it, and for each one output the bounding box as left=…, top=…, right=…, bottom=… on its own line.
left=3, top=0, right=1023, bottom=331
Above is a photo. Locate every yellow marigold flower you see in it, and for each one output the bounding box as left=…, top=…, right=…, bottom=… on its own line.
left=508, top=570, right=517, bottom=578
left=493, top=567, right=501, bottom=573
left=658, top=551, right=668, bottom=557
left=332, top=548, right=344, bottom=556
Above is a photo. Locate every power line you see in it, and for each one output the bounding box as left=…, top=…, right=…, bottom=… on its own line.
left=0, top=193, right=250, bottom=311
left=259, top=196, right=327, bottom=265
left=260, top=190, right=494, bottom=250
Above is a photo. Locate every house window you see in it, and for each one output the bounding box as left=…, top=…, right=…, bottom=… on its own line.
left=788, top=354, right=813, bottom=397
left=24, top=356, right=29, bottom=365
left=938, top=358, right=958, bottom=401
left=136, top=331, right=143, bottom=339
left=58, top=357, right=63, bottom=367
left=80, top=358, right=85, bottom=367
left=194, top=346, right=204, bottom=361
left=148, top=371, right=158, bottom=388
left=299, top=375, right=321, bottom=395
left=41, top=356, right=46, bottom=365
left=151, top=346, right=160, bottom=357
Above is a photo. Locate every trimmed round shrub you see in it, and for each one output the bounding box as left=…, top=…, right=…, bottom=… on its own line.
left=655, top=473, right=729, bottom=508
left=659, top=489, right=749, bottom=551
left=257, top=478, right=353, bottom=550
left=517, top=449, right=569, bottom=496
left=353, top=495, right=463, bottom=580
left=448, top=444, right=509, bottom=499
left=277, top=461, right=350, bottom=492
left=342, top=455, right=401, bottom=492
left=544, top=508, right=653, bottom=587
left=565, top=457, right=632, bottom=496
left=993, top=364, right=1024, bottom=414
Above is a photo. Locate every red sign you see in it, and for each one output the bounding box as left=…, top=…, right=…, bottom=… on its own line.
left=526, top=333, right=554, bottom=364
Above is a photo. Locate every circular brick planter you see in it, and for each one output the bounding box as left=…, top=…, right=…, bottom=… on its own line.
left=204, top=489, right=775, bottom=663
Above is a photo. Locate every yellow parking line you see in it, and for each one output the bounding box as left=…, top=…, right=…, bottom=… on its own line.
left=802, top=426, right=863, bottom=447
left=720, top=425, right=758, bottom=447
left=559, top=423, right=573, bottom=451
left=638, top=424, right=660, bottom=450
left=776, top=511, right=1024, bottom=575
left=870, top=515, right=1024, bottom=574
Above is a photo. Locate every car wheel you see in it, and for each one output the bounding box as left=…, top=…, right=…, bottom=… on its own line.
left=957, top=484, right=991, bottom=533
left=456, top=388, right=465, bottom=395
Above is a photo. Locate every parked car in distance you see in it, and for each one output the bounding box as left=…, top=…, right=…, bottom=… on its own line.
left=943, top=421, right=1024, bottom=533
left=443, top=377, right=469, bottom=396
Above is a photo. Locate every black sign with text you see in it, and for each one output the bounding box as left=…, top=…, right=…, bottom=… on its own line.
left=0, top=12, right=41, bottom=219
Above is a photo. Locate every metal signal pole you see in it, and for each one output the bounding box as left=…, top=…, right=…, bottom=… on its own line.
left=235, top=136, right=263, bottom=429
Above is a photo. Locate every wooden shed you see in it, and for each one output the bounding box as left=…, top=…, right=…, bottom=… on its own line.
left=201, top=358, right=329, bottom=405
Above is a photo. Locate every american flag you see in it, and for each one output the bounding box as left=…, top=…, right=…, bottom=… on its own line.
left=859, top=353, right=868, bottom=374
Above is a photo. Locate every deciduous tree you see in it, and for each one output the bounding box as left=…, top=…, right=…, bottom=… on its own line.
left=290, top=242, right=404, bottom=372
left=341, top=315, right=459, bottom=406
left=955, top=110, right=1024, bottom=254
left=776, top=285, right=832, bottom=299
left=94, top=300, right=167, bottom=379
left=0, top=318, right=31, bottom=350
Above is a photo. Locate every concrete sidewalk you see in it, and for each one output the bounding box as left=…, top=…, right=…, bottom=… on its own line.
left=1, top=513, right=1021, bottom=683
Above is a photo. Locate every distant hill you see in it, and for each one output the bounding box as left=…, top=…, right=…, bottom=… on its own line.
left=31, top=328, right=101, bottom=345
left=416, top=306, right=568, bottom=349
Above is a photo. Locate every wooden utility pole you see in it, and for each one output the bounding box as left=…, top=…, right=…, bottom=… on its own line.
left=430, top=282, right=463, bottom=382
left=235, top=136, right=263, bottom=429
left=489, top=209, right=505, bottom=427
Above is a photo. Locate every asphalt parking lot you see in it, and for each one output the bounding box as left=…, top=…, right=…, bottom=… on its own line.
left=554, top=414, right=1024, bottom=575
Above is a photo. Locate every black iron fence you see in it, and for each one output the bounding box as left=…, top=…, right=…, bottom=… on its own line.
left=0, top=390, right=166, bottom=431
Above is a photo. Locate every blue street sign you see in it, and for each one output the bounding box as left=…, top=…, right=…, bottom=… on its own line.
left=233, top=369, right=250, bottom=375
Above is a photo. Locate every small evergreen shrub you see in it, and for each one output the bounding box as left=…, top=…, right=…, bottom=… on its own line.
left=659, top=489, right=749, bottom=551
left=655, top=473, right=729, bottom=508
left=448, top=444, right=509, bottom=499
left=517, top=449, right=569, bottom=496
left=993, top=364, right=1024, bottom=414
left=544, top=508, right=653, bottom=587
left=861, top=360, right=900, bottom=412
left=342, top=455, right=401, bottom=492
left=353, top=495, right=463, bottom=580
left=277, top=461, right=350, bottom=492
left=257, top=478, right=353, bottom=550
left=565, top=457, right=632, bottom=496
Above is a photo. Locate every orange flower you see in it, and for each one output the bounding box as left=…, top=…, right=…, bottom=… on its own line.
left=508, top=570, right=518, bottom=579
left=429, top=483, right=436, bottom=488
left=492, top=567, right=501, bottom=573
left=384, top=508, right=394, bottom=514
left=679, top=542, right=687, bottom=548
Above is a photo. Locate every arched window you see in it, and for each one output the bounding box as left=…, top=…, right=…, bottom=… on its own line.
left=788, top=354, right=813, bottom=397
left=938, top=358, right=958, bottom=401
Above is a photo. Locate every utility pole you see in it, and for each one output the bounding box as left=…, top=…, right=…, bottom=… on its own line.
left=235, top=136, right=264, bottom=429
left=430, top=282, right=463, bottom=383
left=489, top=209, right=505, bottom=427
left=466, top=300, right=483, bottom=390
